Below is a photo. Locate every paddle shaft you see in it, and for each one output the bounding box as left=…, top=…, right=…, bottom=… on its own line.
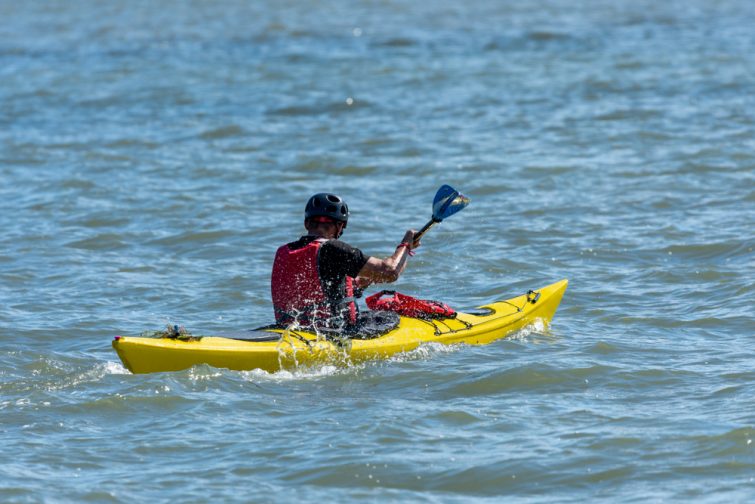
left=414, top=218, right=440, bottom=242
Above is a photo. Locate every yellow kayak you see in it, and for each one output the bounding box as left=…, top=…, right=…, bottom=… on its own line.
left=112, top=279, right=568, bottom=374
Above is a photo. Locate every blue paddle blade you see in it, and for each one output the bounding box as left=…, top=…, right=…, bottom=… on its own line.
left=432, top=184, right=470, bottom=221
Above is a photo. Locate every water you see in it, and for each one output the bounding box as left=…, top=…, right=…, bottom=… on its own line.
left=1, top=0, right=753, bottom=501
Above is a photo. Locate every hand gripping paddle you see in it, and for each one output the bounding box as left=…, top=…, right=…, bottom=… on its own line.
left=414, top=185, right=470, bottom=242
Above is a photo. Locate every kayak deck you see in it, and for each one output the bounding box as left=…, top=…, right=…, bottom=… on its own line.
left=113, top=279, right=568, bottom=374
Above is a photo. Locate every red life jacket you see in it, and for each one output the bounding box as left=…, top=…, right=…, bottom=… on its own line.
left=271, top=238, right=357, bottom=327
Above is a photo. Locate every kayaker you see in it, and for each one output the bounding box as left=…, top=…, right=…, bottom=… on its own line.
left=271, top=192, right=420, bottom=333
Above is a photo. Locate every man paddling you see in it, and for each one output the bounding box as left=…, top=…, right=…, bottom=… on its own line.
left=271, top=193, right=420, bottom=333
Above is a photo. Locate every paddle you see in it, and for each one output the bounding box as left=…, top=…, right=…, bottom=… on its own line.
left=414, top=185, right=470, bottom=242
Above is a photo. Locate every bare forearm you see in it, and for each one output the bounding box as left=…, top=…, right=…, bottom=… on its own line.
left=357, top=230, right=420, bottom=284
left=382, top=246, right=411, bottom=282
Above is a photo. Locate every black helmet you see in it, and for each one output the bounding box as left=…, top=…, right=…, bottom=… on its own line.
left=305, top=193, right=349, bottom=223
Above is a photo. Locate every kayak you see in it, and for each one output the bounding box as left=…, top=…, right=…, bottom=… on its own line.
left=112, top=279, right=568, bottom=374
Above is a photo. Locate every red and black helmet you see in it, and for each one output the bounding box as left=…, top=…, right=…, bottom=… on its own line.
left=305, top=193, right=349, bottom=224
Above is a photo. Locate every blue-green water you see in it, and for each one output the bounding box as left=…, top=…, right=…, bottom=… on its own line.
left=1, top=0, right=753, bottom=501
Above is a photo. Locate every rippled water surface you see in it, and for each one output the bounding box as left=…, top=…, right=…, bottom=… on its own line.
left=1, top=0, right=754, bottom=501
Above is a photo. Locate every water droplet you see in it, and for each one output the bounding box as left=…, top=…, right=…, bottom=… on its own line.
left=346, top=97, right=354, bottom=106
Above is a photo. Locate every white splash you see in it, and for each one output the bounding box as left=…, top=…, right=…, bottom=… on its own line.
left=388, top=342, right=461, bottom=363
left=103, top=361, right=130, bottom=375
left=508, top=318, right=552, bottom=342
left=240, top=363, right=356, bottom=383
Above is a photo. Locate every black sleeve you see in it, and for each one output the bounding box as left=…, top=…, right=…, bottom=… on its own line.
left=319, top=240, right=369, bottom=279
